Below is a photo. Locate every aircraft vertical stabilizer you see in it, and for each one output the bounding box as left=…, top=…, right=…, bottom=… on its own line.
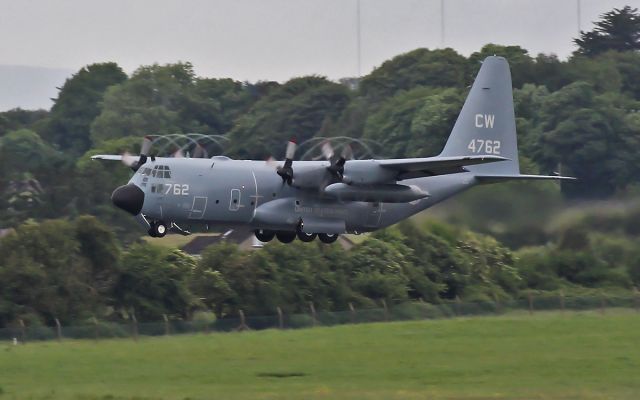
left=440, top=56, right=519, bottom=175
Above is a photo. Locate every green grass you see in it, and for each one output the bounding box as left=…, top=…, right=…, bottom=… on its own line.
left=2, top=311, right=640, bottom=399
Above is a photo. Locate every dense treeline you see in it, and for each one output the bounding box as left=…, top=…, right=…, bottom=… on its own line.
left=2, top=7, right=640, bottom=326
left=2, top=205, right=640, bottom=326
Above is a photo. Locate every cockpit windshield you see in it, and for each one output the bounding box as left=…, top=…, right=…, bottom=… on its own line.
left=139, top=165, right=171, bottom=179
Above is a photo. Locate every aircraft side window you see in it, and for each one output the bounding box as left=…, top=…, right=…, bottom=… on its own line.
left=165, top=171, right=171, bottom=179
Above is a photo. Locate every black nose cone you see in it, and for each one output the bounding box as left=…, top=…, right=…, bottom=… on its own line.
left=111, top=184, right=144, bottom=215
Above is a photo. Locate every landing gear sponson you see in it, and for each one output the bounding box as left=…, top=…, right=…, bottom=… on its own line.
left=255, top=229, right=338, bottom=244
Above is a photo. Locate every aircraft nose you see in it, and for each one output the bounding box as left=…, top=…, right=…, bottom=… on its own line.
left=111, top=184, right=145, bottom=215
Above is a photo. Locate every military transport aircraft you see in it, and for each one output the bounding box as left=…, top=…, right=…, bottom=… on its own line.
left=93, top=56, right=573, bottom=244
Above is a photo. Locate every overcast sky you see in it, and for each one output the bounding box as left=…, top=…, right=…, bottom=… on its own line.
left=1, top=0, right=639, bottom=110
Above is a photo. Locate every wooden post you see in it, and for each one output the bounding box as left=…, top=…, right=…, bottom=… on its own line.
left=131, top=312, right=138, bottom=341
left=276, top=306, right=284, bottom=329
left=348, top=302, right=356, bottom=324
left=18, top=319, right=26, bottom=344
left=560, top=290, right=565, bottom=314
left=309, top=302, right=317, bottom=327
left=528, top=291, right=534, bottom=316
left=163, top=314, right=170, bottom=336
left=92, top=316, right=99, bottom=342
left=236, top=309, right=249, bottom=331
left=381, top=299, right=389, bottom=321
left=54, top=318, right=62, bottom=341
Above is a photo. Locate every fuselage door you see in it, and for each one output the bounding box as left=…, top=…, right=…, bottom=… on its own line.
left=229, top=188, right=241, bottom=212
left=188, top=196, right=208, bottom=219
left=364, top=202, right=383, bottom=228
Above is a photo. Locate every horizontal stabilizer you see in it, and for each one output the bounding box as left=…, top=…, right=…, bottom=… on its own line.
left=475, top=174, right=576, bottom=184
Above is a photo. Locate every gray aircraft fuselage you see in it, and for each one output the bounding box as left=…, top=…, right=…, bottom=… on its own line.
left=128, top=156, right=472, bottom=234
left=102, top=56, right=573, bottom=241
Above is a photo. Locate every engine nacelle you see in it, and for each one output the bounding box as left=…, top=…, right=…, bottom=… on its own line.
left=324, top=183, right=428, bottom=203
left=342, top=160, right=397, bottom=185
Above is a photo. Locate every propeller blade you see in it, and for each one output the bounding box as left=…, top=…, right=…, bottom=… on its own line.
left=172, top=148, right=184, bottom=158
left=341, top=144, right=354, bottom=161
left=140, top=136, right=153, bottom=157
left=265, top=156, right=278, bottom=168
left=121, top=151, right=137, bottom=167
left=321, top=141, right=334, bottom=160
left=193, top=144, right=206, bottom=158
left=285, top=139, right=297, bottom=160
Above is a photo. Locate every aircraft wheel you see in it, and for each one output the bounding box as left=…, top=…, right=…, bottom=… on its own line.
left=255, top=229, right=275, bottom=242
left=276, top=231, right=296, bottom=243
left=150, top=221, right=168, bottom=238
left=297, top=231, right=317, bottom=242
left=318, top=233, right=339, bottom=244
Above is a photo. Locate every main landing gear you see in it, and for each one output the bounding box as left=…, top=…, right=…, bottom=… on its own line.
left=254, top=229, right=339, bottom=244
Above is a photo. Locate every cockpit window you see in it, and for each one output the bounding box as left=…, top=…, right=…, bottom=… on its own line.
left=148, top=165, right=171, bottom=179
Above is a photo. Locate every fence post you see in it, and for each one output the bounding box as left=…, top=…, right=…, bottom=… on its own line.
left=309, top=302, right=317, bottom=327
left=92, top=316, right=99, bottom=342
left=559, top=290, right=565, bottom=314
left=236, top=309, right=249, bottom=331
left=18, top=319, right=26, bottom=344
left=277, top=306, right=284, bottom=329
left=528, top=291, right=534, bottom=316
left=131, top=312, right=138, bottom=341
left=348, top=302, right=356, bottom=324
left=163, top=314, right=170, bottom=336
left=54, top=318, right=62, bottom=341
left=381, top=299, right=389, bottom=321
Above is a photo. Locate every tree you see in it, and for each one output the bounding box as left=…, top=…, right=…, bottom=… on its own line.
left=227, top=76, right=351, bottom=159
left=574, top=6, right=640, bottom=56
left=90, top=63, right=256, bottom=146
left=359, top=48, right=468, bottom=101
left=44, top=63, right=127, bottom=154
left=114, top=243, right=199, bottom=320
left=363, top=87, right=462, bottom=158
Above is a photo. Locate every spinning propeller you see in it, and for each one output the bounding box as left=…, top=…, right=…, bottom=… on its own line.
left=121, top=136, right=154, bottom=171
left=275, top=139, right=297, bottom=185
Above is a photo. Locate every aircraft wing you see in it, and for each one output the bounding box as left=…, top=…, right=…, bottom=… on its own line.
left=91, top=154, right=125, bottom=161
left=474, top=174, right=576, bottom=183
left=378, top=155, right=508, bottom=179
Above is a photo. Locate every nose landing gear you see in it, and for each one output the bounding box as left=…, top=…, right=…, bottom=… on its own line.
left=148, top=221, right=168, bottom=238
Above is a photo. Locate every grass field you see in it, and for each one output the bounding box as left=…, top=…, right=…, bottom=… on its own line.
left=1, top=310, right=639, bottom=400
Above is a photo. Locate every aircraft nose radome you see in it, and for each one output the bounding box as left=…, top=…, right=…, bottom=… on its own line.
left=111, top=184, right=144, bottom=215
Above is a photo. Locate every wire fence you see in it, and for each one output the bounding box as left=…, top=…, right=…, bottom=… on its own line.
left=2, top=291, right=639, bottom=343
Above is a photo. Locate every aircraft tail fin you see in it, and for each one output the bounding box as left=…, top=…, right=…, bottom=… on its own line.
left=440, top=56, right=519, bottom=175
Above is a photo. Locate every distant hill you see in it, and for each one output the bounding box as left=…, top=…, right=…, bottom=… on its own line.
left=0, top=65, right=73, bottom=111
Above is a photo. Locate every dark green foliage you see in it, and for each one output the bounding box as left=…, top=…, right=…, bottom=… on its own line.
left=575, top=6, right=640, bottom=56
left=44, top=63, right=127, bottom=154
left=227, top=76, right=351, bottom=159
left=359, top=48, right=468, bottom=100
left=114, top=243, right=198, bottom=321
left=0, top=108, right=49, bottom=137
left=90, top=63, right=259, bottom=146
